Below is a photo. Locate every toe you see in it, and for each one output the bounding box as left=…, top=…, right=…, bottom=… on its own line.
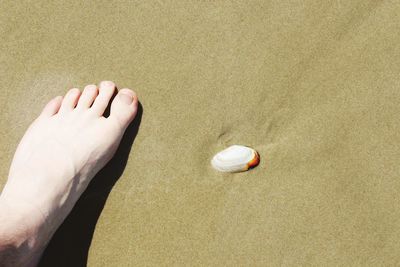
left=40, top=96, right=63, bottom=117
left=91, top=81, right=116, bottom=116
left=77, top=84, right=98, bottom=109
left=59, top=88, right=81, bottom=113
left=110, top=88, right=138, bottom=129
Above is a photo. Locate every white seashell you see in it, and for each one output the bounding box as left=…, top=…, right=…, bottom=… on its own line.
left=211, top=145, right=260, bottom=173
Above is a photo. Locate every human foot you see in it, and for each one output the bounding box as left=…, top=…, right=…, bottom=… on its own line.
left=0, top=81, right=138, bottom=266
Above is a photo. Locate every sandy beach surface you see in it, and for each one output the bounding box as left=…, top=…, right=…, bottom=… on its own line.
left=1, top=1, right=400, bottom=266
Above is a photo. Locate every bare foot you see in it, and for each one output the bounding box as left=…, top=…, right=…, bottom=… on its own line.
left=0, top=81, right=138, bottom=266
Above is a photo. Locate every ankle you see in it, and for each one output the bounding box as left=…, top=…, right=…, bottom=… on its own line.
left=0, top=195, right=50, bottom=266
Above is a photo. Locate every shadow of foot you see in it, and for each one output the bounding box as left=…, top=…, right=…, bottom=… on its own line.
left=39, top=103, right=143, bottom=267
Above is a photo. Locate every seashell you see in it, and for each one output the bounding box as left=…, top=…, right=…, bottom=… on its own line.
left=211, top=145, right=260, bottom=173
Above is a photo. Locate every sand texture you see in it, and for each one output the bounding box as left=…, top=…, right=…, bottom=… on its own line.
left=1, top=1, right=400, bottom=266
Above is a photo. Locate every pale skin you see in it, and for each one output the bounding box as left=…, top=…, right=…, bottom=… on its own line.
left=0, top=81, right=138, bottom=267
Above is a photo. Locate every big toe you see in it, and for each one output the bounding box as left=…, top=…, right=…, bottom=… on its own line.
left=110, top=88, right=138, bottom=129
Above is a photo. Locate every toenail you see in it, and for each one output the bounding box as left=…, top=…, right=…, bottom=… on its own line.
left=119, top=92, right=133, bottom=105
left=69, top=88, right=80, bottom=94
left=100, top=81, right=115, bottom=88
left=85, top=85, right=97, bottom=91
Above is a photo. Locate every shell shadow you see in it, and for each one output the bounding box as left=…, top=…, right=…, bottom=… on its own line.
left=38, top=102, right=143, bottom=267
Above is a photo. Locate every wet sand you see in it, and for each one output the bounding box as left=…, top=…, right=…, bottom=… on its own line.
left=1, top=1, right=400, bottom=266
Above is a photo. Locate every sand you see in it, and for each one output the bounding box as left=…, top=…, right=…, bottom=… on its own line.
left=1, top=1, right=400, bottom=266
